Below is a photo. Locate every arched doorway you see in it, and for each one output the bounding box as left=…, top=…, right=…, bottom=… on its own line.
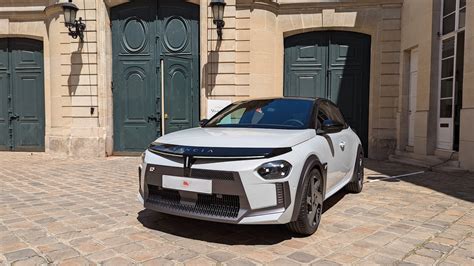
left=0, top=38, right=45, bottom=151
left=284, top=31, right=370, bottom=154
left=111, top=0, right=200, bottom=152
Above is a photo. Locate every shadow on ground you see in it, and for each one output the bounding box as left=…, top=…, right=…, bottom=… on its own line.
left=364, top=159, right=474, bottom=203
left=137, top=189, right=348, bottom=245
left=137, top=159, right=474, bottom=244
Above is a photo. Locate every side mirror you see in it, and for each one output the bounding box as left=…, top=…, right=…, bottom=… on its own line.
left=320, top=119, right=344, bottom=133
left=199, top=119, right=209, bottom=127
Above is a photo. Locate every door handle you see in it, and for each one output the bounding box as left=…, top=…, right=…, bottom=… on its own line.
left=9, top=114, right=19, bottom=121
left=147, top=115, right=158, bottom=122
left=339, top=141, right=346, bottom=151
left=164, top=113, right=168, bottom=119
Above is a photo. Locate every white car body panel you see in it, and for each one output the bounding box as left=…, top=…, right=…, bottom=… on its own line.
left=139, top=98, right=362, bottom=225
left=157, top=127, right=316, bottom=148
left=140, top=126, right=361, bottom=225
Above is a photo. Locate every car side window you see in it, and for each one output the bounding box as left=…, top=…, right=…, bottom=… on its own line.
left=316, top=102, right=331, bottom=129
left=316, top=100, right=346, bottom=132
left=327, top=102, right=347, bottom=127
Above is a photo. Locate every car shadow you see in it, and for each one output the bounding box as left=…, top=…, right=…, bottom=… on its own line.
left=137, top=190, right=348, bottom=245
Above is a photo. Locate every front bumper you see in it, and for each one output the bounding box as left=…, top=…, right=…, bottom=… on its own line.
left=139, top=150, right=302, bottom=224
left=141, top=163, right=291, bottom=224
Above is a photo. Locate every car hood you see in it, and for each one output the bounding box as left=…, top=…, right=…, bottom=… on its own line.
left=155, top=127, right=315, bottom=148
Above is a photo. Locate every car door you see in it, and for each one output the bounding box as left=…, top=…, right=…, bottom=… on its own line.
left=316, top=101, right=347, bottom=190
left=326, top=101, right=355, bottom=179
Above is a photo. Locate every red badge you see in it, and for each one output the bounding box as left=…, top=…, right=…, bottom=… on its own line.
left=182, top=181, right=189, bottom=187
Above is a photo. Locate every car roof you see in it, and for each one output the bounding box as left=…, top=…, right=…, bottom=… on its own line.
left=233, top=97, right=320, bottom=104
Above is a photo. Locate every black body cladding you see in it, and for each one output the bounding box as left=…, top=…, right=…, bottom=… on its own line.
left=148, top=143, right=292, bottom=159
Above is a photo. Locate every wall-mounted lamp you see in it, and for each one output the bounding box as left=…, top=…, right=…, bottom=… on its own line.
left=210, top=0, right=226, bottom=40
left=62, top=0, right=86, bottom=41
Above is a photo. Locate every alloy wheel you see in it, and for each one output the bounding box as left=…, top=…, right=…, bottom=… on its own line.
left=306, top=173, right=323, bottom=226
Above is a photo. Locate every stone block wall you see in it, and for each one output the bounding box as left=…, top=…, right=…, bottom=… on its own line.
left=0, top=0, right=104, bottom=157
left=459, top=0, right=474, bottom=170
left=204, top=0, right=251, bottom=115
left=47, top=0, right=104, bottom=157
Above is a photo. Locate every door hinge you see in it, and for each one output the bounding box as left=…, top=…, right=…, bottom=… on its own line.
left=111, top=81, right=114, bottom=91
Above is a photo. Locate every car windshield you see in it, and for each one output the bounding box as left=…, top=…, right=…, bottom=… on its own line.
left=204, top=99, right=314, bottom=129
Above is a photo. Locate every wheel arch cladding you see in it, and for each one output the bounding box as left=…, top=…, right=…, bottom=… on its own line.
left=290, top=155, right=327, bottom=222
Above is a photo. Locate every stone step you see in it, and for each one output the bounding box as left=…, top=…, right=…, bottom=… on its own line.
left=389, top=152, right=468, bottom=175
left=389, top=154, right=433, bottom=168
left=392, top=150, right=444, bottom=166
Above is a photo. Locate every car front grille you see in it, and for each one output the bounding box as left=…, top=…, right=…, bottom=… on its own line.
left=190, top=168, right=235, bottom=181
left=147, top=185, right=240, bottom=218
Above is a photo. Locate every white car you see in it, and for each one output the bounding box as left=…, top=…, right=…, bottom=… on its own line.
left=138, top=98, right=364, bottom=235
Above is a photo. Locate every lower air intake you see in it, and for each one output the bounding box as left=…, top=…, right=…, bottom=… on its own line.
left=147, top=185, right=240, bottom=218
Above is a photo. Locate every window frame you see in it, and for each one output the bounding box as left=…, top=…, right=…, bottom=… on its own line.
left=315, top=99, right=348, bottom=132
left=204, top=98, right=317, bottom=130
left=437, top=0, right=466, bottom=150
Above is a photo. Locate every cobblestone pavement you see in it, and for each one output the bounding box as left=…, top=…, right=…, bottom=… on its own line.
left=0, top=152, right=473, bottom=265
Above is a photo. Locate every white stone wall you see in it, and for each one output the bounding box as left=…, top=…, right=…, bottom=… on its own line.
left=0, top=0, right=104, bottom=157
left=459, top=0, right=474, bottom=170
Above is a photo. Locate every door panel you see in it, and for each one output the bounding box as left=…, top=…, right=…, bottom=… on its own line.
left=0, top=38, right=45, bottom=151
left=164, top=57, right=193, bottom=133
left=11, top=39, right=45, bottom=151
left=0, top=39, right=8, bottom=150
left=326, top=131, right=349, bottom=189
left=159, top=0, right=200, bottom=134
left=329, top=32, right=370, bottom=155
left=329, top=70, right=358, bottom=127
left=284, top=35, right=327, bottom=98
left=112, top=1, right=160, bottom=152
left=12, top=72, right=44, bottom=150
left=408, top=49, right=418, bottom=147
left=112, top=0, right=199, bottom=152
left=284, top=31, right=370, bottom=155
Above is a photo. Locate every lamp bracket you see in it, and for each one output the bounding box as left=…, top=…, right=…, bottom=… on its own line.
left=213, top=20, right=225, bottom=40
left=67, top=17, right=86, bottom=41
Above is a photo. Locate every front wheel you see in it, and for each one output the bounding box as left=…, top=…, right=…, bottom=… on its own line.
left=287, top=169, right=323, bottom=235
left=346, top=150, right=364, bottom=193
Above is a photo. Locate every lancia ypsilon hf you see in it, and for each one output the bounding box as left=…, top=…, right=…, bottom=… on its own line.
left=138, top=98, right=364, bottom=235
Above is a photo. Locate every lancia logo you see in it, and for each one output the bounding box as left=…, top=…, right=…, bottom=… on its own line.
left=158, top=144, right=215, bottom=155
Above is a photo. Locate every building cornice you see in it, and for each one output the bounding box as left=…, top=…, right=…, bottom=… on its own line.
left=236, top=0, right=403, bottom=13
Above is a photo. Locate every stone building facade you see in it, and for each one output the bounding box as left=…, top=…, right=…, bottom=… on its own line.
left=0, top=0, right=472, bottom=171
left=394, top=0, right=473, bottom=171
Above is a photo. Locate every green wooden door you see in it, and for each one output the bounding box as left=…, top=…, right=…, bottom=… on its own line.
left=112, top=0, right=199, bottom=152
left=0, top=38, right=45, bottom=151
left=0, top=39, right=8, bottom=150
left=160, top=1, right=199, bottom=134
left=284, top=31, right=370, bottom=154
left=112, top=1, right=159, bottom=152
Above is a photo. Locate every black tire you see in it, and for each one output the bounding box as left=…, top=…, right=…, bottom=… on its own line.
left=287, top=168, right=323, bottom=236
left=346, top=149, right=364, bottom=193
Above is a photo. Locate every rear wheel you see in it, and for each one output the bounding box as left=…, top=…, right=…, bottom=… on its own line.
left=346, top=150, right=364, bottom=193
left=287, top=169, right=323, bottom=235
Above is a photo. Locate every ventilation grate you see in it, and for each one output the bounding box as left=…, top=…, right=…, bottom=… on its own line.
left=147, top=185, right=240, bottom=218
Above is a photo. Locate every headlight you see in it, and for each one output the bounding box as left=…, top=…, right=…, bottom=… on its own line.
left=257, top=160, right=292, bottom=179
